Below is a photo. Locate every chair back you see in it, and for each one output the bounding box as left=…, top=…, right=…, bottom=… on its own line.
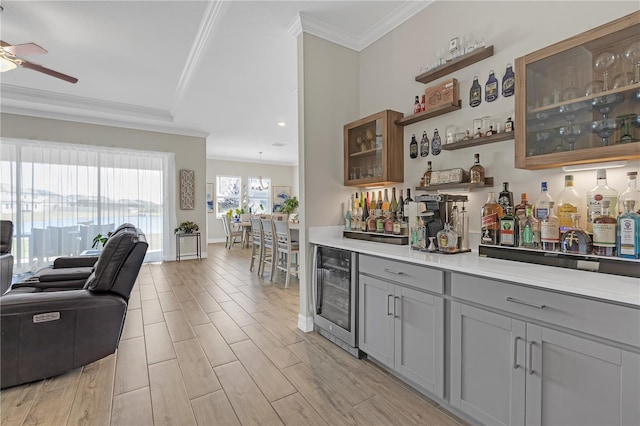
left=250, top=217, right=263, bottom=245
left=271, top=213, right=289, bottom=222
left=260, top=218, right=274, bottom=248
left=83, top=227, right=148, bottom=301
left=0, top=220, right=13, bottom=254
left=274, top=220, right=291, bottom=251
left=221, top=215, right=231, bottom=237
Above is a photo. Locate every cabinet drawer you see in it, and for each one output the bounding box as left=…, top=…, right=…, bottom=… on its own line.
left=451, top=273, right=640, bottom=348
left=360, top=254, right=443, bottom=294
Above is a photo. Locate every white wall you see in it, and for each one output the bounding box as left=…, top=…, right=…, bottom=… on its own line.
left=205, top=158, right=297, bottom=241
left=1, top=112, right=208, bottom=258
left=358, top=2, right=639, bottom=233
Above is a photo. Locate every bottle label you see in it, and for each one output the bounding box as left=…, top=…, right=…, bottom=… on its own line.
left=482, top=213, right=498, bottom=227
left=522, top=224, right=534, bottom=245
left=500, top=219, right=516, bottom=246
left=485, top=81, right=498, bottom=102
left=587, top=196, right=617, bottom=229
left=592, top=223, right=616, bottom=246
left=498, top=196, right=511, bottom=211
left=619, top=217, right=637, bottom=255
left=393, top=222, right=401, bottom=235
left=376, top=218, right=384, bottom=233
left=558, top=203, right=578, bottom=231
left=535, top=208, right=548, bottom=220
left=503, top=77, right=515, bottom=97
left=540, top=221, right=559, bottom=242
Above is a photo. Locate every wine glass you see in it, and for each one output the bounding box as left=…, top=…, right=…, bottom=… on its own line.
left=623, top=41, right=640, bottom=84
left=591, top=118, right=618, bottom=146
left=593, top=51, right=617, bottom=91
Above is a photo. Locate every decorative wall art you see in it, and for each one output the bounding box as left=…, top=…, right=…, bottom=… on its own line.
left=272, top=185, right=291, bottom=212
left=180, top=169, right=195, bottom=210
left=206, top=183, right=214, bottom=213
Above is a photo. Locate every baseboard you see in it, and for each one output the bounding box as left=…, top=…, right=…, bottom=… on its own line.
left=297, top=314, right=314, bottom=332
left=208, top=238, right=225, bottom=244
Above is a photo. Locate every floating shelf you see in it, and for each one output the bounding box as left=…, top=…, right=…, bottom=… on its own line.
left=415, top=46, right=494, bottom=85
left=395, top=101, right=462, bottom=126
left=441, top=132, right=514, bottom=151
left=416, top=177, right=494, bottom=192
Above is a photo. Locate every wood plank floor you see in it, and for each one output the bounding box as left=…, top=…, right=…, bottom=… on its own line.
left=0, top=244, right=463, bottom=426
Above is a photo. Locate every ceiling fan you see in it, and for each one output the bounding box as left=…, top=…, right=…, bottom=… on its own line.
left=0, top=40, right=78, bottom=83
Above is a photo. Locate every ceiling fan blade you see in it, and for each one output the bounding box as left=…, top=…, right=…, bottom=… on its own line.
left=5, top=42, right=47, bottom=56
left=19, top=60, right=78, bottom=84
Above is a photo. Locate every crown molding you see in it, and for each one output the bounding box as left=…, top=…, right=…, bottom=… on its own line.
left=172, top=0, right=227, bottom=108
left=292, top=1, right=433, bottom=52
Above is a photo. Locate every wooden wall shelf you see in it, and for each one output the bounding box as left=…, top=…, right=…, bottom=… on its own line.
left=415, top=46, right=494, bottom=85
left=416, top=177, right=494, bottom=192
left=441, top=132, right=514, bottom=151
left=395, top=101, right=462, bottom=126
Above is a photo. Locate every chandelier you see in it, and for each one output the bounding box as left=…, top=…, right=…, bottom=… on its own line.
left=251, top=152, right=269, bottom=191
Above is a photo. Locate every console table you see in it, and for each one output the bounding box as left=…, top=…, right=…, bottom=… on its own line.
left=175, top=232, right=201, bottom=261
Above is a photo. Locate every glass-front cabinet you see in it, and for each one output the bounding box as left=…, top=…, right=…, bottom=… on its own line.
left=344, top=110, right=404, bottom=186
left=515, top=11, right=640, bottom=170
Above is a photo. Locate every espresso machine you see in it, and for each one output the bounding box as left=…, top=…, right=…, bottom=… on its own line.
left=411, top=193, right=468, bottom=248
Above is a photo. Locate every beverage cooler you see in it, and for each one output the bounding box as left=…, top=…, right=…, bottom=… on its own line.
left=313, top=245, right=362, bottom=358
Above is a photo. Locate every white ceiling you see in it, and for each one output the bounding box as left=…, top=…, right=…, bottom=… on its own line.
left=0, top=1, right=431, bottom=166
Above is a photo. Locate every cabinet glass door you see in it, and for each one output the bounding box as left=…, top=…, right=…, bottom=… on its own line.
left=316, top=247, right=352, bottom=330
left=346, top=117, right=383, bottom=185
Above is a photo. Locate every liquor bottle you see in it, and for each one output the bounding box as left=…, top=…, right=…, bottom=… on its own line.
left=534, top=181, right=553, bottom=221
left=382, top=188, right=390, bottom=212
left=460, top=206, right=470, bottom=250
left=481, top=192, right=503, bottom=245
left=618, top=171, right=640, bottom=214
left=421, top=94, right=426, bottom=112
left=469, top=153, right=485, bottom=184
left=498, top=182, right=514, bottom=214
left=540, top=202, right=560, bottom=251
left=384, top=212, right=395, bottom=234
left=431, top=129, right=442, bottom=155
left=420, top=131, right=429, bottom=157
left=556, top=174, right=580, bottom=232
left=397, top=189, right=404, bottom=220
left=411, top=218, right=426, bottom=249
left=505, top=117, right=514, bottom=132
left=587, top=169, right=618, bottom=234
left=345, top=196, right=352, bottom=231
left=352, top=193, right=361, bottom=231
left=414, top=96, right=421, bottom=114
left=390, top=187, right=398, bottom=215
left=499, top=207, right=518, bottom=247
left=404, top=189, right=413, bottom=222
left=485, top=70, right=499, bottom=102
left=592, top=200, right=617, bottom=256
left=502, top=63, right=515, bottom=97
left=399, top=212, right=409, bottom=236
left=561, top=214, right=592, bottom=255
left=617, top=200, right=640, bottom=259
left=367, top=206, right=377, bottom=232
left=514, top=193, right=531, bottom=221
left=377, top=190, right=383, bottom=211
left=437, top=223, right=458, bottom=253
left=485, top=126, right=494, bottom=136
left=376, top=209, right=385, bottom=233
left=521, top=206, right=540, bottom=248
left=423, top=161, right=433, bottom=186
left=409, top=134, right=418, bottom=159
left=361, top=193, right=369, bottom=232
left=370, top=191, right=377, bottom=211
left=451, top=205, right=463, bottom=249
left=469, top=76, right=482, bottom=107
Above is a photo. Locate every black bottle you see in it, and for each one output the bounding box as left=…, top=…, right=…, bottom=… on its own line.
left=470, top=76, right=482, bottom=107
left=498, top=182, right=514, bottom=212
left=409, top=134, right=418, bottom=159
left=431, top=129, right=441, bottom=155
left=485, top=70, right=498, bottom=102
left=420, top=131, right=429, bottom=157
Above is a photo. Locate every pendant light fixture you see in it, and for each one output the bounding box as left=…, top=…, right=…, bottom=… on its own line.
left=251, top=152, right=270, bottom=191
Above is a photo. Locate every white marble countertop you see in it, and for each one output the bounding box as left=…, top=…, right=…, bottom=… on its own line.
left=309, top=226, right=640, bottom=308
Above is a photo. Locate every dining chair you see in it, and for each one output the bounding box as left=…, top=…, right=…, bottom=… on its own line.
left=249, top=217, right=264, bottom=273
left=222, top=215, right=244, bottom=249
left=273, top=219, right=299, bottom=288
left=259, top=218, right=276, bottom=280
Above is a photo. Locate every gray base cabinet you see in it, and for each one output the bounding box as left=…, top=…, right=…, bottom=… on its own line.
left=359, top=274, right=444, bottom=397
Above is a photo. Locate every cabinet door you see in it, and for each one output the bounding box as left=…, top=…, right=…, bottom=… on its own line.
left=526, top=324, right=640, bottom=426
left=394, top=286, right=444, bottom=398
left=358, top=275, right=394, bottom=368
left=450, top=302, right=526, bottom=426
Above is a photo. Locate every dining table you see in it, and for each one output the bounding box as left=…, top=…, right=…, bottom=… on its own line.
left=237, top=220, right=299, bottom=248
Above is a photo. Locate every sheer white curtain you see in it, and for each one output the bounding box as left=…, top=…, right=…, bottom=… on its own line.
left=0, top=138, right=175, bottom=273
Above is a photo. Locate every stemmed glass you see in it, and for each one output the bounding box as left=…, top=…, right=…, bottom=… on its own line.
left=593, top=51, right=617, bottom=91
left=623, top=41, right=640, bottom=84
left=591, top=93, right=624, bottom=146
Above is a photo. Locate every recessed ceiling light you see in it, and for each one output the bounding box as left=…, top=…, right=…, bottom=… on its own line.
left=277, top=122, right=286, bottom=127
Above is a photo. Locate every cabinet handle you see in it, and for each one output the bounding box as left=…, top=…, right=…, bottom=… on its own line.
left=387, top=294, right=393, bottom=316
left=528, top=341, right=535, bottom=375
left=394, top=296, right=400, bottom=318
left=506, top=297, right=546, bottom=309
left=513, top=336, right=521, bottom=369
left=384, top=268, right=405, bottom=275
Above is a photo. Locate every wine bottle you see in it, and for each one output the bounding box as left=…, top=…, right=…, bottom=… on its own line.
left=502, top=63, right=515, bottom=97
left=390, top=188, right=398, bottom=214
left=431, top=129, right=442, bottom=155
left=469, top=76, right=482, bottom=107
left=403, top=188, right=413, bottom=222
left=420, top=131, right=429, bottom=157
left=485, top=70, right=498, bottom=102
left=397, top=189, right=404, bottom=220
left=409, top=134, right=418, bottom=159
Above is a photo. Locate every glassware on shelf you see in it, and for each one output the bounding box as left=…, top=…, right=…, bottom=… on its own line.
left=584, top=80, right=605, bottom=97
left=618, top=113, right=639, bottom=144
left=591, top=118, right=619, bottom=146
left=593, top=51, right=617, bottom=91
left=612, top=71, right=634, bottom=89
left=557, top=101, right=588, bottom=151
left=591, top=93, right=624, bottom=146
left=622, top=41, right=640, bottom=84
left=561, top=65, right=580, bottom=101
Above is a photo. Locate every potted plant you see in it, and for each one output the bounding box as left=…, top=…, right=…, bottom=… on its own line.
left=92, top=231, right=113, bottom=249
left=279, top=196, right=299, bottom=214
left=174, top=221, right=199, bottom=234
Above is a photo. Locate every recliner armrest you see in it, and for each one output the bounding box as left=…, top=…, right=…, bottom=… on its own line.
left=53, top=256, right=99, bottom=269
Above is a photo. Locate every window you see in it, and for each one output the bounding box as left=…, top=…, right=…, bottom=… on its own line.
left=216, top=175, right=241, bottom=217
left=1, top=139, right=175, bottom=273
left=248, top=177, right=271, bottom=213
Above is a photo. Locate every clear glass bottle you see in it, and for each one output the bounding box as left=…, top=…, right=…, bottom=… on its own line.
left=618, top=171, right=639, bottom=215
left=451, top=205, right=462, bottom=249
left=617, top=200, right=640, bottom=259
left=499, top=207, right=518, bottom=247
left=423, top=161, right=433, bottom=186
left=469, top=153, right=485, bottom=184
left=498, top=182, right=514, bottom=214
left=521, top=206, right=540, bottom=249
left=431, top=129, right=442, bottom=155
left=367, top=207, right=377, bottom=233
left=481, top=192, right=503, bottom=245
left=535, top=181, right=553, bottom=221
left=411, top=218, right=426, bottom=249
left=409, top=134, right=418, bottom=159
left=345, top=196, right=352, bottom=230
left=420, top=131, right=429, bottom=157
left=587, top=169, right=618, bottom=234
left=469, top=76, right=482, bottom=107
left=561, top=214, right=592, bottom=255
left=556, top=174, right=580, bottom=232
left=502, top=63, right=515, bottom=97
left=437, top=223, right=459, bottom=253
left=540, top=201, right=560, bottom=251
left=592, top=200, right=617, bottom=256
left=485, top=70, right=499, bottom=102
left=460, top=206, right=470, bottom=250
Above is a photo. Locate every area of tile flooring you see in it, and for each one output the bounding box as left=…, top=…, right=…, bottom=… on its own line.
left=0, top=243, right=462, bottom=426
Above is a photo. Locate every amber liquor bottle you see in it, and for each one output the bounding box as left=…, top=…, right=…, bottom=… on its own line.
left=592, top=200, right=617, bottom=256
left=481, top=192, right=503, bottom=245
left=514, top=193, right=531, bottom=221
left=469, top=153, right=485, bottom=184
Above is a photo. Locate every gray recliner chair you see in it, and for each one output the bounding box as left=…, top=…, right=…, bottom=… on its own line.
left=0, top=226, right=148, bottom=389
left=0, top=220, right=14, bottom=295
